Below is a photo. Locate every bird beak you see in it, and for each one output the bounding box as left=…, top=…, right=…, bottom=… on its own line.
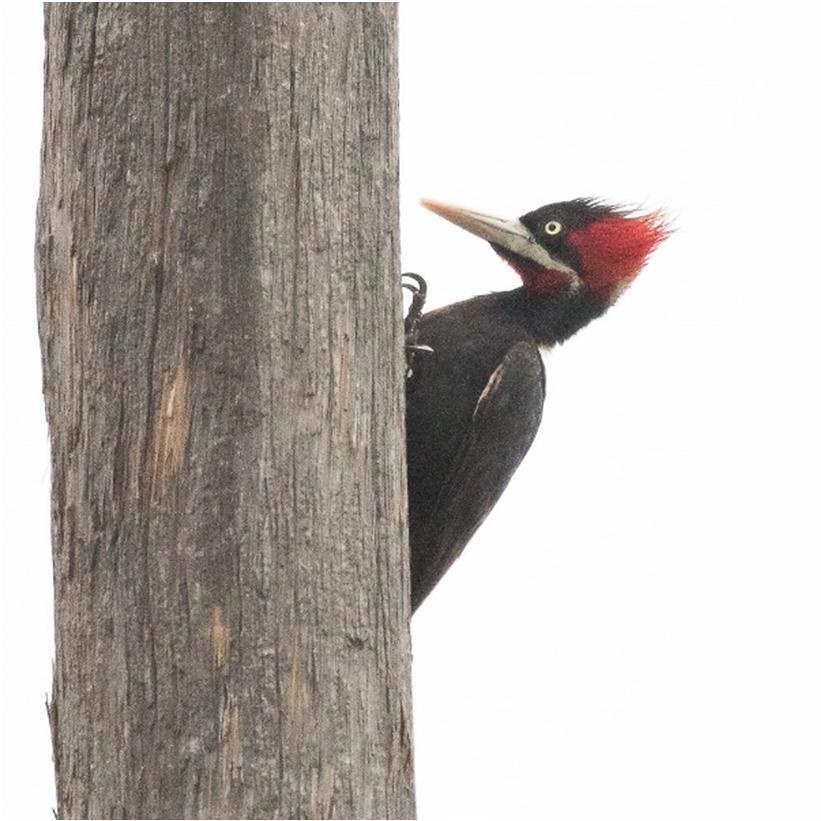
left=420, top=199, right=577, bottom=278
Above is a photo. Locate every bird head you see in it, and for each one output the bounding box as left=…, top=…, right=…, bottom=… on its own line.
left=422, top=198, right=668, bottom=304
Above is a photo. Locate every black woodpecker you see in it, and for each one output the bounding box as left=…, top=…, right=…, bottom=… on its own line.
left=405, top=198, right=669, bottom=611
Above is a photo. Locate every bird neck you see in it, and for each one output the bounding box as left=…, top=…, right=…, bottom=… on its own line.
left=510, top=287, right=608, bottom=347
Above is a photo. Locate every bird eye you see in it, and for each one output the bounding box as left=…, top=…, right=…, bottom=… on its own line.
left=544, top=220, right=562, bottom=236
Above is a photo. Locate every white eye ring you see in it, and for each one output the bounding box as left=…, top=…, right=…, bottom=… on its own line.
left=544, top=220, right=563, bottom=236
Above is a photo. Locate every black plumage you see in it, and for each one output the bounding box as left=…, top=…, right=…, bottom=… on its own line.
left=406, top=288, right=606, bottom=611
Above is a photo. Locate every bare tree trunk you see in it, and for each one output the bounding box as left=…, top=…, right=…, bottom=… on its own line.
left=36, top=4, right=414, bottom=818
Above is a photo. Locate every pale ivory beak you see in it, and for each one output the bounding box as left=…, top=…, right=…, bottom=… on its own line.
left=420, top=199, right=577, bottom=279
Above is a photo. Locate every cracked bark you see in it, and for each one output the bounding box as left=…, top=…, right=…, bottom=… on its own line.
left=36, top=4, right=414, bottom=818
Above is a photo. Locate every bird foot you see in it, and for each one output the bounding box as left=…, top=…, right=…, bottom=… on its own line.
left=402, top=273, right=433, bottom=377
left=403, top=273, right=427, bottom=335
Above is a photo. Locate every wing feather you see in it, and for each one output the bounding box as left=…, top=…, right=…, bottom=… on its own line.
left=410, top=341, right=545, bottom=610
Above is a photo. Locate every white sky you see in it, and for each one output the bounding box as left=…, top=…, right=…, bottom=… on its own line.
left=3, top=2, right=821, bottom=819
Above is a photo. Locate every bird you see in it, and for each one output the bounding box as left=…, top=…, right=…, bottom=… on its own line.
left=405, top=197, right=669, bottom=612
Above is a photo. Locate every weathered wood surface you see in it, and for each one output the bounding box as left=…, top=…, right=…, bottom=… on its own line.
left=36, top=4, right=414, bottom=818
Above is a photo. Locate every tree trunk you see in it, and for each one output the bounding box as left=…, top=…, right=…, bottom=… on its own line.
left=36, top=4, right=414, bottom=818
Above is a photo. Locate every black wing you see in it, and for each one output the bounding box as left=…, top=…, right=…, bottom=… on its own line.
left=409, top=341, right=545, bottom=611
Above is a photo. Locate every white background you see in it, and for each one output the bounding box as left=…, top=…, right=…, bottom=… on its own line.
left=3, top=2, right=821, bottom=819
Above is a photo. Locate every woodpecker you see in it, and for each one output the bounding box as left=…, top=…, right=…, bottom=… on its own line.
left=406, top=198, right=668, bottom=612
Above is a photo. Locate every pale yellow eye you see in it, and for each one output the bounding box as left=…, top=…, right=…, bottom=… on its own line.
left=544, top=220, right=562, bottom=236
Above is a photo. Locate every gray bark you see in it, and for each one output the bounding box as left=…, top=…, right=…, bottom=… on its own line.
left=36, top=4, right=414, bottom=818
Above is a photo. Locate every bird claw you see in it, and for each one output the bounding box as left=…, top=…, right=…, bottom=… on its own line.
left=402, top=273, right=427, bottom=323
left=403, top=273, right=432, bottom=377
